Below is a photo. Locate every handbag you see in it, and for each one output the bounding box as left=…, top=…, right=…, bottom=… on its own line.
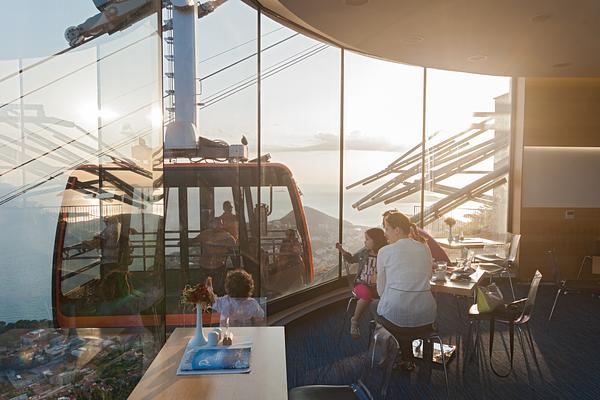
left=476, top=283, right=504, bottom=313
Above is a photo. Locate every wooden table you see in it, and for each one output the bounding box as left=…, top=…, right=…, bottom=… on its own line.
left=430, top=267, right=487, bottom=297
left=434, top=237, right=503, bottom=250
left=129, top=327, right=288, bottom=400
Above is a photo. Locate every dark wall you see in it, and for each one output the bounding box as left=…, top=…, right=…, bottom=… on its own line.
left=518, top=78, right=600, bottom=280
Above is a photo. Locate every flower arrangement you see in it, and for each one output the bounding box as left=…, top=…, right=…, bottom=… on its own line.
left=181, top=283, right=215, bottom=309
left=443, top=217, right=456, bottom=227
left=182, top=282, right=215, bottom=347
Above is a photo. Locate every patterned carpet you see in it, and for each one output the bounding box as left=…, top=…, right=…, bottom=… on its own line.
left=285, top=283, right=600, bottom=399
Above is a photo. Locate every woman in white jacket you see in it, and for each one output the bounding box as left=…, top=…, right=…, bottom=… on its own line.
left=374, top=211, right=436, bottom=370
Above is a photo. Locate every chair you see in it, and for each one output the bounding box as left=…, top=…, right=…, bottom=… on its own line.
left=381, top=323, right=449, bottom=397
left=547, top=250, right=600, bottom=321
left=289, top=324, right=399, bottom=400
left=465, top=270, right=542, bottom=377
left=475, top=234, right=521, bottom=299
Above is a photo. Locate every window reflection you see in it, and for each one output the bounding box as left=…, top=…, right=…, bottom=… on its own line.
left=58, top=167, right=162, bottom=319
left=0, top=2, right=163, bottom=399
left=423, top=69, right=511, bottom=255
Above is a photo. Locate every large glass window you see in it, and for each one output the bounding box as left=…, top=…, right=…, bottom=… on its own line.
left=0, top=3, right=517, bottom=397
left=0, top=1, right=163, bottom=399
left=342, top=52, right=424, bottom=256
left=260, top=16, right=342, bottom=290
left=423, top=69, right=511, bottom=256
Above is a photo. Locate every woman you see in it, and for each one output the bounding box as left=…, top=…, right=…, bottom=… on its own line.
left=375, top=211, right=436, bottom=370
left=336, top=227, right=387, bottom=338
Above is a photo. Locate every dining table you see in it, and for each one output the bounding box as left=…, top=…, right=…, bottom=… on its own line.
left=129, top=326, right=288, bottom=400
left=430, top=266, right=487, bottom=298
left=434, top=237, right=503, bottom=251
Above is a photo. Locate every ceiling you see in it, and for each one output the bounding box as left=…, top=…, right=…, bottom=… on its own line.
left=256, top=0, right=600, bottom=77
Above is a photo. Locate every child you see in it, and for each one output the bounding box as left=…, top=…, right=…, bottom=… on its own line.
left=336, top=227, right=387, bottom=338
left=207, top=269, right=265, bottom=327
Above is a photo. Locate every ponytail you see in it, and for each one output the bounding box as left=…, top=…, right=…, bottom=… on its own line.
left=385, top=211, right=424, bottom=241
left=409, top=223, right=426, bottom=243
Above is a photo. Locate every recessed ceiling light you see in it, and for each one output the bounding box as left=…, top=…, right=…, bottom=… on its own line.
left=467, top=55, right=487, bottom=62
left=345, top=0, right=368, bottom=6
left=531, top=13, right=552, bottom=23
left=552, top=62, right=572, bottom=68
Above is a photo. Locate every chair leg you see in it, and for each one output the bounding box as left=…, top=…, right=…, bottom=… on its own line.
left=339, top=297, right=356, bottom=341
left=525, top=323, right=539, bottom=365
left=577, top=256, right=591, bottom=280
left=548, top=288, right=562, bottom=321
left=348, top=296, right=355, bottom=313
left=367, top=320, right=376, bottom=349
left=432, top=335, right=450, bottom=398
left=473, top=320, right=481, bottom=362
left=463, top=320, right=474, bottom=370
left=508, top=274, right=516, bottom=300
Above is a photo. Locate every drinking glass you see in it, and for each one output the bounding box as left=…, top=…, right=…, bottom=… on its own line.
left=466, top=250, right=475, bottom=268
left=434, top=261, right=447, bottom=281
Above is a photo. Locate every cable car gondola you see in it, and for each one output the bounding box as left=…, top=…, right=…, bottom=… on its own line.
left=52, top=156, right=313, bottom=328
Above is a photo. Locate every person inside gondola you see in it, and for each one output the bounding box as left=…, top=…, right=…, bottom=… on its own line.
left=189, top=217, right=237, bottom=290
left=277, top=229, right=304, bottom=280
left=81, top=215, right=138, bottom=309
left=97, top=269, right=135, bottom=314
left=261, top=229, right=305, bottom=296
left=83, top=215, right=123, bottom=279
left=219, top=200, right=239, bottom=240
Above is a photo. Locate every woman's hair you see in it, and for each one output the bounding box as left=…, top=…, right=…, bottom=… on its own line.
left=384, top=211, right=426, bottom=243
left=225, top=269, right=254, bottom=298
left=365, top=227, right=387, bottom=253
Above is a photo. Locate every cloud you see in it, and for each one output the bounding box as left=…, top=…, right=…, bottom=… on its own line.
left=266, top=131, right=409, bottom=152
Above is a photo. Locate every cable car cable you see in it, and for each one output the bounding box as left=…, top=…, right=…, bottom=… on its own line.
left=200, top=45, right=328, bottom=109
left=0, top=33, right=155, bottom=112
left=198, top=27, right=284, bottom=64
left=200, top=42, right=322, bottom=101
left=199, top=33, right=299, bottom=81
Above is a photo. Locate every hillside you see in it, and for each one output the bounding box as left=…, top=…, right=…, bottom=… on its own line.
left=276, top=206, right=364, bottom=232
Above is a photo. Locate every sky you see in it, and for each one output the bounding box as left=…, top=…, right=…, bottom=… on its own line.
left=0, top=0, right=512, bottom=221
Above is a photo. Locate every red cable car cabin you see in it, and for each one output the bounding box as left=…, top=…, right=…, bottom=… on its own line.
left=52, top=161, right=313, bottom=328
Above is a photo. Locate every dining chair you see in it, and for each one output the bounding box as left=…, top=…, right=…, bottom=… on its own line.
left=475, top=234, right=521, bottom=299
left=546, top=250, right=600, bottom=321
left=289, top=323, right=399, bottom=400
left=381, top=323, right=450, bottom=397
left=465, top=270, right=542, bottom=377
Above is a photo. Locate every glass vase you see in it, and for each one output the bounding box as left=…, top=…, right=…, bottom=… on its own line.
left=189, top=304, right=207, bottom=346
left=447, top=226, right=453, bottom=242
